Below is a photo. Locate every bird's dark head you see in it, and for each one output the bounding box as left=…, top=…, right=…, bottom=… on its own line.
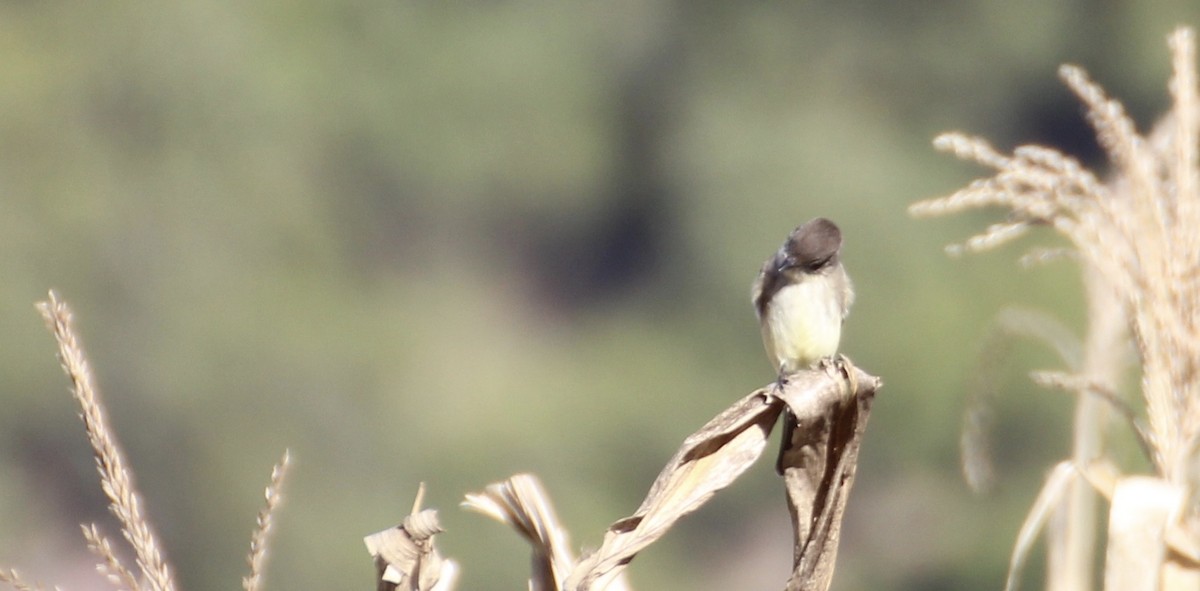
left=780, top=218, right=842, bottom=274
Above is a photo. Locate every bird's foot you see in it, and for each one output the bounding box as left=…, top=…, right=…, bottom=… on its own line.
left=818, top=354, right=858, bottom=396
left=773, top=365, right=791, bottom=393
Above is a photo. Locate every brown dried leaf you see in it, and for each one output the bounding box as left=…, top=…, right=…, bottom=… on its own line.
left=566, top=388, right=784, bottom=591
left=776, top=363, right=881, bottom=591
left=463, top=474, right=575, bottom=591
left=365, top=485, right=454, bottom=591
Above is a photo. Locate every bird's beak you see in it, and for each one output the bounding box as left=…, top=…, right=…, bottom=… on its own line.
left=777, top=256, right=798, bottom=272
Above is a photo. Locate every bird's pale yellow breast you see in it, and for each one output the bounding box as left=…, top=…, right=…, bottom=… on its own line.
left=759, top=277, right=843, bottom=374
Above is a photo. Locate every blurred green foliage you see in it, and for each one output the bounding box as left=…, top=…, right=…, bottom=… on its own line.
left=1, top=2, right=1198, bottom=590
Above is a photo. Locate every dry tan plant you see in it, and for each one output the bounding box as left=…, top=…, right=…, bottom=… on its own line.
left=371, top=363, right=881, bottom=591
left=911, top=26, right=1200, bottom=591
left=244, top=450, right=292, bottom=591
left=0, top=292, right=291, bottom=591
left=365, top=484, right=459, bottom=591
left=4, top=294, right=881, bottom=591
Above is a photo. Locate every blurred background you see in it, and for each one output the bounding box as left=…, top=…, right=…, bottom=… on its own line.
left=1, top=2, right=1197, bottom=590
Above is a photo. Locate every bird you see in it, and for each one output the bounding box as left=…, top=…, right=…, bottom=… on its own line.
left=752, top=217, right=854, bottom=379
left=751, top=218, right=854, bottom=473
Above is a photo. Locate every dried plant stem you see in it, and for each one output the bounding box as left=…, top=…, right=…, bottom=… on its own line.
left=36, top=291, right=176, bottom=591
left=1050, top=265, right=1126, bottom=591
left=243, top=450, right=292, bottom=591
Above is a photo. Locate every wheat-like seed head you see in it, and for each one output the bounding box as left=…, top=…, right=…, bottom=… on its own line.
left=36, top=292, right=176, bottom=591
left=243, top=450, right=291, bottom=591
left=911, top=27, right=1200, bottom=484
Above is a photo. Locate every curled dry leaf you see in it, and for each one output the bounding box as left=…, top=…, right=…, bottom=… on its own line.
left=566, top=387, right=784, bottom=591
left=410, top=363, right=880, bottom=591
left=365, top=485, right=453, bottom=591
left=775, top=362, right=881, bottom=591
left=462, top=474, right=576, bottom=591
left=557, top=363, right=880, bottom=591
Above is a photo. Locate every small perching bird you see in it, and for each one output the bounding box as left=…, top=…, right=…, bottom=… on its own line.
left=751, top=218, right=854, bottom=380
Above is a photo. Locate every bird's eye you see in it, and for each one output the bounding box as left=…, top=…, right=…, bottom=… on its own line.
left=807, top=256, right=832, bottom=272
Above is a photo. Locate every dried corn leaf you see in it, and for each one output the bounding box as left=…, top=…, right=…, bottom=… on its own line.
left=1104, top=477, right=1184, bottom=591
left=463, top=474, right=576, bottom=591
left=1004, top=461, right=1075, bottom=591
left=566, top=388, right=784, bottom=591
left=365, top=486, right=454, bottom=591
left=776, top=364, right=881, bottom=591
